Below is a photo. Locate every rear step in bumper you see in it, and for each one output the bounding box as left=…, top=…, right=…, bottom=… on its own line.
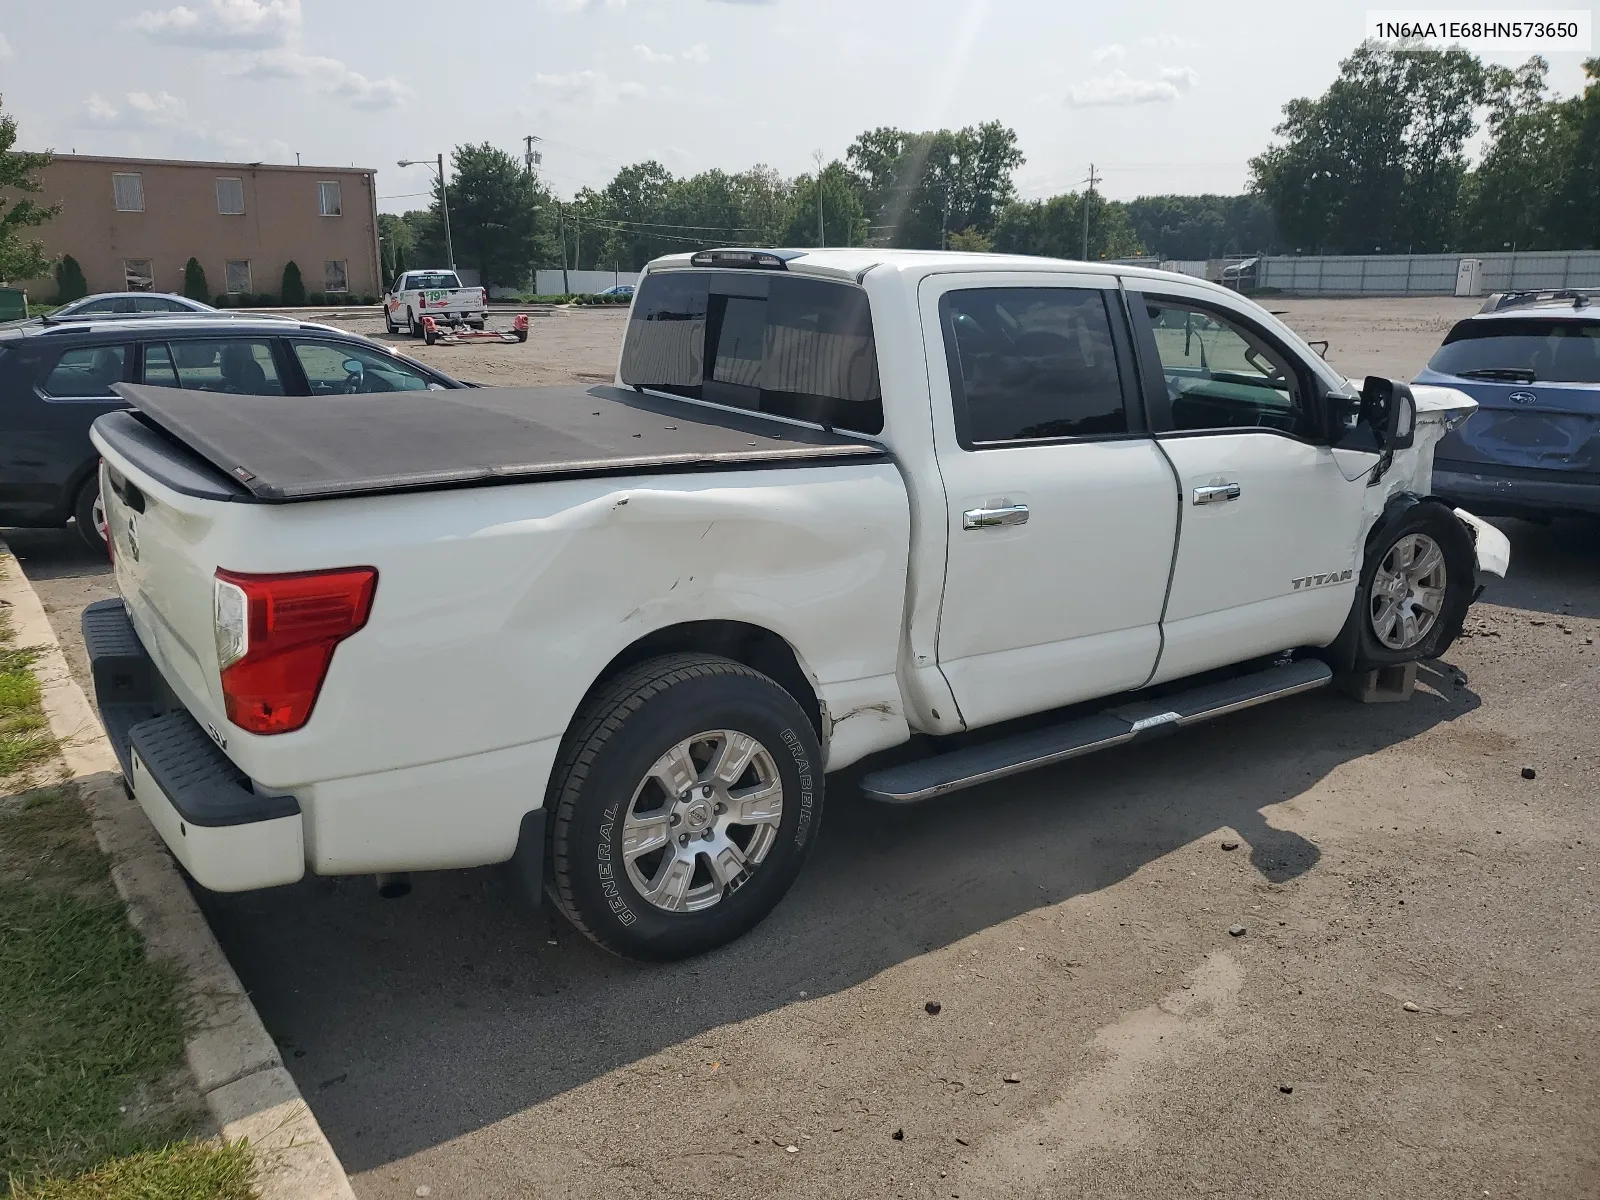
left=81, top=598, right=305, bottom=891
left=861, top=659, right=1334, bottom=804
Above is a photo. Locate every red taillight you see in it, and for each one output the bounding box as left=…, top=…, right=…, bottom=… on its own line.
left=480, top=287, right=487, bottom=308
left=214, top=567, right=377, bottom=735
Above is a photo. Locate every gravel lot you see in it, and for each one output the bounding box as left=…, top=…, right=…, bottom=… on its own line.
left=6, top=298, right=1597, bottom=1200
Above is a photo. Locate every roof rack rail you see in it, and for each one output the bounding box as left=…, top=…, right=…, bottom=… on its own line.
left=1480, top=287, right=1600, bottom=313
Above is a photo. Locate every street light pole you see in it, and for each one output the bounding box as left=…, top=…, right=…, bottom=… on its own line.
left=397, top=154, right=455, bottom=271
left=437, top=152, right=455, bottom=272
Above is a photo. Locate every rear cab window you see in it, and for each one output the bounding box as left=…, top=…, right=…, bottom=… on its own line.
left=620, top=270, right=883, bottom=434
left=403, top=272, right=462, bottom=291
left=1429, top=318, right=1600, bottom=384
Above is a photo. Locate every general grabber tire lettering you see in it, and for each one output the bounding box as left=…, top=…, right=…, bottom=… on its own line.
left=1344, top=500, right=1475, bottom=671
left=546, top=654, right=823, bottom=961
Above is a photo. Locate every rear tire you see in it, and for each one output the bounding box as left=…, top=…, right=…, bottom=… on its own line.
left=73, top=476, right=106, bottom=553
left=407, top=308, right=422, bottom=338
left=544, top=654, right=823, bottom=961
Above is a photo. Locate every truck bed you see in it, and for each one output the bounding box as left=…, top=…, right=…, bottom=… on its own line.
left=102, top=382, right=886, bottom=502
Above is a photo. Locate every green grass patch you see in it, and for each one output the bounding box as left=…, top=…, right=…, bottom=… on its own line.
left=0, top=644, right=56, bottom=781
left=0, top=609, right=252, bottom=1198
left=8, top=1140, right=254, bottom=1200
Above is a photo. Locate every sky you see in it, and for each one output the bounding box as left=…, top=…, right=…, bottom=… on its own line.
left=0, top=0, right=1593, bottom=214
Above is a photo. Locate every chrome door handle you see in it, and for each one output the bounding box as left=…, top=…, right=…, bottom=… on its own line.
left=963, top=504, right=1030, bottom=530
left=1192, top=483, right=1241, bottom=505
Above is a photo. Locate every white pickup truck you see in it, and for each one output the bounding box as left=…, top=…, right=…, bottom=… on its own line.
left=86, top=248, right=1510, bottom=961
left=383, top=269, right=488, bottom=337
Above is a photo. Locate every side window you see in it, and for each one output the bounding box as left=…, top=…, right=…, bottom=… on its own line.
left=141, top=343, right=180, bottom=386
left=291, top=340, right=434, bottom=393
left=149, top=340, right=285, bottom=395
left=74, top=298, right=120, bottom=314
left=136, top=296, right=187, bottom=313
left=939, top=287, right=1128, bottom=445
left=1142, top=299, right=1307, bottom=436
left=40, top=345, right=128, bottom=397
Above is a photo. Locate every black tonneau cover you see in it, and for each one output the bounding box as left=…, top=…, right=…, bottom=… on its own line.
left=107, top=382, right=886, bottom=502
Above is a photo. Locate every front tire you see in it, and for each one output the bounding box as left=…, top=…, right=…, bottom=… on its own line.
left=545, top=654, right=823, bottom=961
left=1339, top=502, right=1475, bottom=670
left=406, top=307, right=422, bottom=338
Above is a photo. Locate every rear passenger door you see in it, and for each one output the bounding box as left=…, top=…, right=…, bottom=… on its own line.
left=0, top=341, right=131, bottom=517
left=139, top=337, right=288, bottom=395
left=922, top=274, right=1179, bottom=731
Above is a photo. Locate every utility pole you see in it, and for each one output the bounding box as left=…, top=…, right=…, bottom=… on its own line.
left=523, top=135, right=545, bottom=294
left=1081, top=163, right=1099, bottom=261
left=814, top=149, right=826, bottom=248
left=558, top=202, right=570, bottom=295
left=438, top=152, right=456, bottom=271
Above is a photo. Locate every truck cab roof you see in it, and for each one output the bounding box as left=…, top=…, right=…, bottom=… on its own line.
left=645, top=246, right=1245, bottom=299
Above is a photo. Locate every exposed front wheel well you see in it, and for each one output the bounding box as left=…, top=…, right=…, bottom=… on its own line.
left=585, top=621, right=823, bottom=742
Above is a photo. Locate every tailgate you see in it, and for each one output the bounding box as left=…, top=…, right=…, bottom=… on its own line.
left=94, top=418, right=241, bottom=735
left=1435, top=377, right=1600, bottom=474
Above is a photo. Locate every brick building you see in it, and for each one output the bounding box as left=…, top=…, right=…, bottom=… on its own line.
left=9, top=154, right=381, bottom=301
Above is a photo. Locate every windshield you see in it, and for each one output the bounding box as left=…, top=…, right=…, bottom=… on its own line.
left=405, top=273, right=461, bottom=290
left=1429, top=318, right=1600, bottom=384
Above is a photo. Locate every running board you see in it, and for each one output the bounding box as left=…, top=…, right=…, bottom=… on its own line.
left=860, top=659, right=1333, bottom=804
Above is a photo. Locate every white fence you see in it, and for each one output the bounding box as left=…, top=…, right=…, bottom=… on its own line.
left=1259, top=250, right=1600, bottom=296
left=535, top=269, right=639, bottom=295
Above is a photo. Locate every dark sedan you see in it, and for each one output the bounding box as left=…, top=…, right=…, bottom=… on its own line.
left=0, top=315, right=465, bottom=549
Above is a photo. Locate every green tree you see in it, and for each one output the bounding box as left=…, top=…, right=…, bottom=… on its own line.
left=0, top=96, right=58, bottom=282
left=946, top=227, right=994, bottom=252
left=378, top=212, right=415, bottom=288
left=54, top=254, right=88, bottom=302
left=992, top=193, right=1143, bottom=260
left=1125, top=195, right=1279, bottom=259
left=846, top=122, right=1024, bottom=247
left=1250, top=42, right=1484, bottom=253
left=1551, top=58, right=1600, bottom=248
left=182, top=257, right=209, bottom=301
left=427, top=143, right=551, bottom=287
left=280, top=260, right=306, bottom=305
left=782, top=160, right=866, bottom=247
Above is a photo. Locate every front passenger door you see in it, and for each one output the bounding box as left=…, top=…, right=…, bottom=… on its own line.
left=1129, top=289, right=1376, bottom=683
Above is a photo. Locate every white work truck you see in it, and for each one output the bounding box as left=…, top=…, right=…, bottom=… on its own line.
left=383, top=269, right=487, bottom=337
left=86, top=248, right=1510, bottom=961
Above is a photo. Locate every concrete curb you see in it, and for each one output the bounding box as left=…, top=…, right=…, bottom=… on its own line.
left=0, top=545, right=357, bottom=1200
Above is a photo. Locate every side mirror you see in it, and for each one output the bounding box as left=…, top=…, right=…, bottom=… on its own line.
left=343, top=358, right=365, bottom=376
left=1361, top=376, right=1416, bottom=451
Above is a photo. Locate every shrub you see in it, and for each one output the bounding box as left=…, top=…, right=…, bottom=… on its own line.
left=213, top=294, right=231, bottom=308
left=54, top=255, right=88, bottom=303
left=182, top=257, right=209, bottom=302
left=305, top=292, right=326, bottom=306
left=280, top=261, right=306, bottom=306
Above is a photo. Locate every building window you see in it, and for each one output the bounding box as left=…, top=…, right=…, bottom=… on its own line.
left=123, top=259, right=154, bottom=291
left=323, top=260, right=348, bottom=293
left=216, top=177, right=245, bottom=215
left=318, top=180, right=341, bottom=216
left=225, top=260, right=252, bottom=295
left=112, top=173, right=145, bottom=212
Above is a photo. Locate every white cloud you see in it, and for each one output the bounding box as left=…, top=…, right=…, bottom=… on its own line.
left=545, top=0, right=627, bottom=9
left=633, top=43, right=674, bottom=63
left=82, top=89, right=190, bottom=130
left=1066, top=65, right=1197, bottom=107
left=0, top=31, right=13, bottom=59
left=132, top=0, right=300, bottom=49
left=131, top=0, right=406, bottom=110
left=79, top=88, right=252, bottom=153
left=1159, top=65, right=1198, bottom=90
left=230, top=47, right=407, bottom=109
left=682, top=42, right=710, bottom=64
left=533, top=69, right=645, bottom=107
left=1141, top=32, right=1197, bottom=51
left=1090, top=44, right=1125, bottom=64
